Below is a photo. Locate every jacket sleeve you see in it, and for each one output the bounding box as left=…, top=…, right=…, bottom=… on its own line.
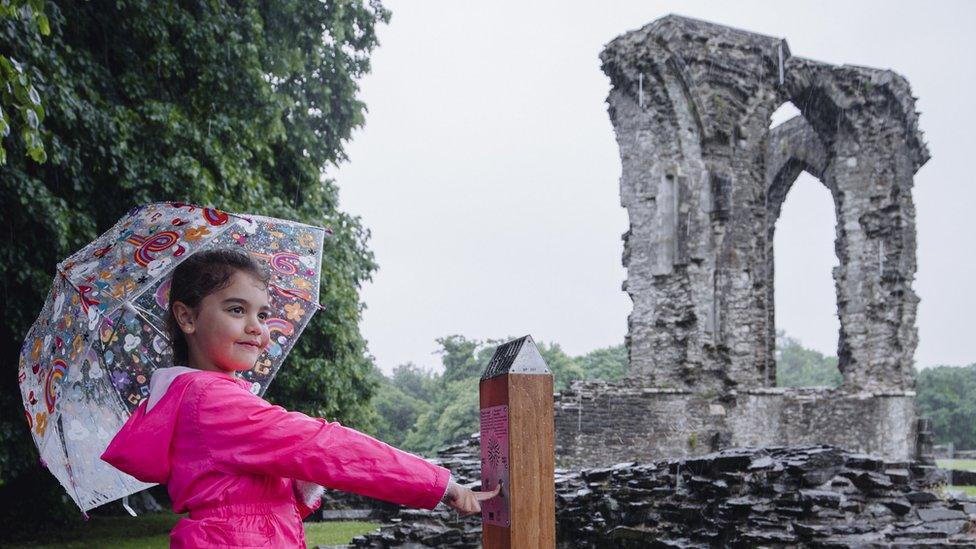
left=189, top=377, right=451, bottom=510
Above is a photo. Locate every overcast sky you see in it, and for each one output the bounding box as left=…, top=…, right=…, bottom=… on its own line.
left=332, top=0, right=975, bottom=375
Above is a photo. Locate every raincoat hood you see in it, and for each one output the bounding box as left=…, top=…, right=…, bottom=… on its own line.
left=100, top=367, right=237, bottom=484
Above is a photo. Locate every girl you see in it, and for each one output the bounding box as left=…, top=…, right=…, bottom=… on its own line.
left=101, top=248, right=496, bottom=548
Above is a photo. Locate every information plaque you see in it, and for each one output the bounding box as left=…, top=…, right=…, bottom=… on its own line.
left=480, top=405, right=510, bottom=526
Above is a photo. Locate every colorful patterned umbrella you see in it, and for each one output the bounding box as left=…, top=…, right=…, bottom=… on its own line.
left=17, top=202, right=327, bottom=513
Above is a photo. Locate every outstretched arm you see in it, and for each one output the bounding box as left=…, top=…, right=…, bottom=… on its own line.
left=192, top=377, right=450, bottom=510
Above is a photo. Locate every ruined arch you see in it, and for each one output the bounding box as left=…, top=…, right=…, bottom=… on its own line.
left=603, top=14, right=928, bottom=392
left=554, top=15, right=931, bottom=467
left=764, top=114, right=832, bottom=385
left=779, top=61, right=928, bottom=391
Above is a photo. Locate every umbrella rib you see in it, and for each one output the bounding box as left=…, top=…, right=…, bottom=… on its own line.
left=123, top=301, right=171, bottom=342
left=55, top=413, right=89, bottom=515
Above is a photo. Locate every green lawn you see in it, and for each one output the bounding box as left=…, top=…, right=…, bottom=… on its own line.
left=6, top=512, right=378, bottom=548
left=938, top=460, right=976, bottom=498
left=949, top=485, right=976, bottom=497
left=938, top=459, right=976, bottom=471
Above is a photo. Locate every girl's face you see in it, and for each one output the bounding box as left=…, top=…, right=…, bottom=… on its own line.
left=173, top=270, right=272, bottom=375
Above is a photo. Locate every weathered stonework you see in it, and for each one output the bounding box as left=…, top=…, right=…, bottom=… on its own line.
left=607, top=15, right=927, bottom=391
left=556, top=15, right=929, bottom=464
left=348, top=435, right=976, bottom=548
left=555, top=380, right=918, bottom=468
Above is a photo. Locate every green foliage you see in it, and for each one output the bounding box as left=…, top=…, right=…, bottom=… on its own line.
left=0, top=0, right=50, bottom=165
left=917, top=364, right=976, bottom=450
left=0, top=0, right=389, bottom=531
left=390, top=362, right=437, bottom=401
left=371, top=361, right=440, bottom=447
left=372, top=336, right=629, bottom=455
left=438, top=335, right=484, bottom=384
left=576, top=343, right=628, bottom=381
left=775, top=331, right=841, bottom=387
left=398, top=335, right=487, bottom=454
left=537, top=341, right=585, bottom=392
left=403, top=378, right=480, bottom=454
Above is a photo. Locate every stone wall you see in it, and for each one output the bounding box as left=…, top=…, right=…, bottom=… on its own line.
left=555, top=380, right=918, bottom=469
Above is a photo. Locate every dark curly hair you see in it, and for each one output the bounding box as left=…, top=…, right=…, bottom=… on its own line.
left=165, top=248, right=271, bottom=365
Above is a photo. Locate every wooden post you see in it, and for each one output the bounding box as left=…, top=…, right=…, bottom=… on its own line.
left=480, top=335, right=555, bottom=548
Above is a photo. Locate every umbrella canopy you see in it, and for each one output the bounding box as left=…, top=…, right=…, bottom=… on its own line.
left=17, top=202, right=327, bottom=512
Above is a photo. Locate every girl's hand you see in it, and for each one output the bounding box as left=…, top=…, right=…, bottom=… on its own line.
left=444, top=481, right=501, bottom=516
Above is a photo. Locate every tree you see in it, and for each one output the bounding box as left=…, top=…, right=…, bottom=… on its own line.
left=0, top=0, right=49, bottom=164
left=390, top=362, right=437, bottom=401
left=535, top=341, right=584, bottom=392
left=0, top=0, right=389, bottom=537
left=438, top=335, right=484, bottom=384
left=371, top=378, right=431, bottom=449
left=400, top=335, right=487, bottom=453
left=576, top=343, right=628, bottom=382
left=775, top=331, right=841, bottom=387
left=917, top=364, right=976, bottom=450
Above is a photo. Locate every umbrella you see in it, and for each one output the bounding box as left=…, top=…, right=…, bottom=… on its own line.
left=17, top=201, right=327, bottom=514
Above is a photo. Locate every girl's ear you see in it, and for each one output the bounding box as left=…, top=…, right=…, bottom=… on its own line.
left=172, top=301, right=196, bottom=335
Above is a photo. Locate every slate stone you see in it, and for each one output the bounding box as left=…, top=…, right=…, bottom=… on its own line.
left=582, top=467, right=613, bottom=482
left=847, top=471, right=895, bottom=491
left=918, top=508, right=969, bottom=522
left=881, top=497, right=914, bottom=515
left=886, top=468, right=912, bottom=484
left=800, top=489, right=843, bottom=509
left=908, top=491, right=941, bottom=503
left=792, top=522, right=828, bottom=538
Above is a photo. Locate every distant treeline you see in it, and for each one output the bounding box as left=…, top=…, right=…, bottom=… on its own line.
left=370, top=333, right=975, bottom=454
left=368, top=336, right=626, bottom=454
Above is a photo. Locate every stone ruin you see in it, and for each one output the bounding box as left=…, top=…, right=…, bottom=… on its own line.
left=555, top=14, right=929, bottom=468
left=347, top=435, right=975, bottom=548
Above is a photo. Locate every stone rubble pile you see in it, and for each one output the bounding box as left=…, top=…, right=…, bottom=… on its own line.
left=339, top=434, right=976, bottom=548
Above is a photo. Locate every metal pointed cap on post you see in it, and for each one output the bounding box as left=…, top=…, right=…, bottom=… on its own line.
left=480, top=335, right=551, bottom=381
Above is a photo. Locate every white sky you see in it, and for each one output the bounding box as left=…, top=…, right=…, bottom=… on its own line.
left=332, top=0, right=976, bottom=374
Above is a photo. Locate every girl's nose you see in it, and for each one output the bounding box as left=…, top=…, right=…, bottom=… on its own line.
left=245, top=318, right=263, bottom=335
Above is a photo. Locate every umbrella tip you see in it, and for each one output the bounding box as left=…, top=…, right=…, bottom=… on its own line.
left=39, top=458, right=47, bottom=469
left=82, top=511, right=90, bottom=521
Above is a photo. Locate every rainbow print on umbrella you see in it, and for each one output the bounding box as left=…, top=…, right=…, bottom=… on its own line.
left=45, top=358, right=67, bottom=413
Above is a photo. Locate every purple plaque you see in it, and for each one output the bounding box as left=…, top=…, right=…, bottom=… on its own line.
left=480, top=404, right=510, bottom=527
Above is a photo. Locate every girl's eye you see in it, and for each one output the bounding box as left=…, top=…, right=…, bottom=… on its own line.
left=258, top=313, right=269, bottom=321
left=230, top=307, right=244, bottom=314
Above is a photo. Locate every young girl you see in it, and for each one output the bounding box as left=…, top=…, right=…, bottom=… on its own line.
left=101, top=248, right=496, bottom=548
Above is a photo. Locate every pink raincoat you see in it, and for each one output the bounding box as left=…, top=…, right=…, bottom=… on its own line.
left=101, top=367, right=451, bottom=548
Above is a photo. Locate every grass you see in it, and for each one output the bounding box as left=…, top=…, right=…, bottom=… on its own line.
left=948, top=485, right=976, bottom=497
left=306, top=521, right=379, bottom=546
left=938, top=459, right=976, bottom=471
left=5, top=512, right=378, bottom=548
left=938, top=461, right=976, bottom=498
